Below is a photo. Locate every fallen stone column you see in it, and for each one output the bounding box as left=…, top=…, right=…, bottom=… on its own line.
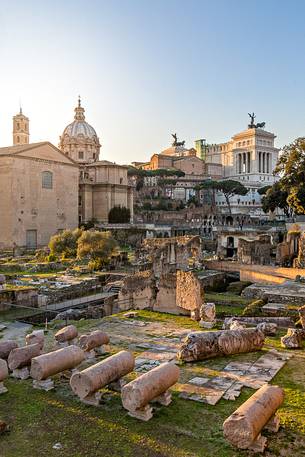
left=223, top=384, right=284, bottom=452
left=55, top=325, right=78, bottom=347
left=8, top=343, right=41, bottom=379
left=0, top=359, right=8, bottom=394
left=79, top=330, right=110, bottom=358
left=70, top=350, right=134, bottom=405
left=26, top=330, right=44, bottom=350
left=0, top=340, right=18, bottom=360
left=31, top=345, right=85, bottom=390
left=121, top=362, right=180, bottom=421
left=178, top=328, right=265, bottom=362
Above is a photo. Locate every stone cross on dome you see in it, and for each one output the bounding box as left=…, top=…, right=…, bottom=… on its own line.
left=74, top=95, right=85, bottom=121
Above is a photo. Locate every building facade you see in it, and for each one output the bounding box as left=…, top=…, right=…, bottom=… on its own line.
left=134, top=138, right=222, bottom=203
left=0, top=142, right=79, bottom=249
left=200, top=118, right=280, bottom=216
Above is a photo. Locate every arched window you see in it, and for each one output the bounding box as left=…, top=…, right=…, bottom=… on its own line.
left=42, top=171, right=53, bottom=189
left=17, top=136, right=20, bottom=143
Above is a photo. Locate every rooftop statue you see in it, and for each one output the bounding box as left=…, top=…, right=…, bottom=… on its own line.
left=171, top=133, right=185, bottom=147
left=248, top=113, right=265, bottom=129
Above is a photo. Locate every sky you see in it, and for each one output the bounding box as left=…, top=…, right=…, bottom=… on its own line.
left=0, top=0, right=305, bottom=164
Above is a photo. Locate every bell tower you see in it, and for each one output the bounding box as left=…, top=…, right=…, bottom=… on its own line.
left=13, top=108, right=30, bottom=145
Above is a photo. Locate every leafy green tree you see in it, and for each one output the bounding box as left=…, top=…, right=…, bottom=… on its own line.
left=198, top=179, right=248, bottom=215
left=77, top=230, right=118, bottom=270
left=257, top=185, right=272, bottom=195
left=274, top=137, right=305, bottom=214
left=261, top=182, right=292, bottom=217
left=49, top=228, right=83, bottom=258
left=108, top=206, right=131, bottom=223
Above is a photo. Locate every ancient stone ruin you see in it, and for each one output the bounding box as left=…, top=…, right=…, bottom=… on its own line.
left=139, top=236, right=202, bottom=277
left=281, top=328, right=305, bottom=349
left=223, top=384, right=284, bottom=452
left=199, top=302, right=216, bottom=328
left=0, top=359, right=8, bottom=394
left=121, top=362, right=180, bottom=421
left=178, top=328, right=265, bottom=362
left=118, top=269, right=203, bottom=318
left=79, top=330, right=110, bottom=359
left=26, top=330, right=44, bottom=351
left=31, top=345, right=85, bottom=390
left=70, top=350, right=135, bottom=406
left=55, top=325, right=78, bottom=347
left=8, top=343, right=41, bottom=379
left=238, top=235, right=271, bottom=265
left=0, top=340, right=18, bottom=360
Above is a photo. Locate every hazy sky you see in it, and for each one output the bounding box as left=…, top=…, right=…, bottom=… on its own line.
left=0, top=0, right=305, bottom=163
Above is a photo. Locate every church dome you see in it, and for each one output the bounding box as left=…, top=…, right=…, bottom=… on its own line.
left=63, top=119, right=97, bottom=139
left=59, top=97, right=101, bottom=163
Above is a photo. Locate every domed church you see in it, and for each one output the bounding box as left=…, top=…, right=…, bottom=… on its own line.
left=59, top=98, right=133, bottom=225
left=59, top=97, right=101, bottom=163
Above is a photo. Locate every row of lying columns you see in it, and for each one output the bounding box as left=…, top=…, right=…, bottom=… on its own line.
left=0, top=325, right=285, bottom=448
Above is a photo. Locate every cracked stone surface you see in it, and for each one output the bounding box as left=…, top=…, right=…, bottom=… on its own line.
left=177, top=349, right=291, bottom=405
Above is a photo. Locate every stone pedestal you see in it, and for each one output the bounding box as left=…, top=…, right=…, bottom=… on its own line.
left=152, top=390, right=172, bottom=406
left=0, top=382, right=8, bottom=394
left=81, top=391, right=103, bottom=406
left=108, top=378, right=126, bottom=392
left=127, top=404, right=153, bottom=421
left=33, top=378, right=54, bottom=391
left=11, top=367, right=30, bottom=380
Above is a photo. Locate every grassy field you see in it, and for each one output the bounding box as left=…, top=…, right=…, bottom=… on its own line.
left=0, top=311, right=304, bottom=457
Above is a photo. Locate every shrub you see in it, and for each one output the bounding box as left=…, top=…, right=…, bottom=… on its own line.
left=49, top=228, right=83, bottom=258
left=47, top=253, right=57, bottom=262
left=108, top=206, right=131, bottom=223
left=77, top=230, right=118, bottom=270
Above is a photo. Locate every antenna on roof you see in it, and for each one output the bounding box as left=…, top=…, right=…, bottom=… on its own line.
left=19, top=97, right=22, bottom=115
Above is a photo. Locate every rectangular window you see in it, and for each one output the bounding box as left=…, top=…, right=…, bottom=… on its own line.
left=42, top=171, right=53, bottom=189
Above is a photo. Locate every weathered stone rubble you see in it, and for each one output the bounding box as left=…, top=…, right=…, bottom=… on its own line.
left=222, top=317, right=245, bottom=331
left=281, top=328, right=305, bottom=349
left=26, top=330, right=44, bottom=350
left=0, top=340, right=18, bottom=359
left=178, top=329, right=265, bottom=362
left=223, top=384, right=284, bottom=452
left=256, top=322, right=277, bottom=336
left=199, top=302, right=216, bottom=328
left=0, top=359, right=8, bottom=393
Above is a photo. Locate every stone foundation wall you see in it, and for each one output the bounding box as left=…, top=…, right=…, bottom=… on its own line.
left=176, top=271, right=203, bottom=311
left=118, top=271, right=156, bottom=311
left=154, top=273, right=181, bottom=314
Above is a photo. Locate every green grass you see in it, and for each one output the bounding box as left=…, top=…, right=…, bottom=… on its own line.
left=205, top=292, right=250, bottom=307
left=1, top=311, right=304, bottom=457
